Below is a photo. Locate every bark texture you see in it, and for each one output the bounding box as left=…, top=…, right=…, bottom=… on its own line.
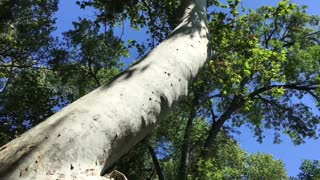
left=0, top=0, right=209, bottom=179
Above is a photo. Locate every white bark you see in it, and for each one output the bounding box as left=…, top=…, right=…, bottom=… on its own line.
left=0, top=0, right=209, bottom=179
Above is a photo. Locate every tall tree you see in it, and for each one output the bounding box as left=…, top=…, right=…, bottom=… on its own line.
left=0, top=0, right=210, bottom=179
left=0, top=0, right=320, bottom=179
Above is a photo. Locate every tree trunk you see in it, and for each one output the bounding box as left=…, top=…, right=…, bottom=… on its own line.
left=0, top=0, right=209, bottom=179
left=202, top=96, right=243, bottom=160
left=178, top=108, right=196, bottom=180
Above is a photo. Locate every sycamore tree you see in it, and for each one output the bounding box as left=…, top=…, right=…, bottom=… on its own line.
left=0, top=0, right=320, bottom=179
left=0, top=0, right=210, bottom=179
left=139, top=1, right=320, bottom=179
left=110, top=1, right=320, bottom=179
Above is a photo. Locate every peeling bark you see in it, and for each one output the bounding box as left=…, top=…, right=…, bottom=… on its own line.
left=0, top=0, right=209, bottom=179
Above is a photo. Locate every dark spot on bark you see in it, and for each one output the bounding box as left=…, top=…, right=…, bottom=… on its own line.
left=93, top=114, right=100, bottom=121
left=19, top=171, right=22, bottom=177
left=0, top=146, right=7, bottom=151
left=149, top=98, right=152, bottom=101
left=152, top=91, right=154, bottom=94
left=29, top=146, right=34, bottom=149
left=179, top=78, right=181, bottom=82
left=70, top=164, right=74, bottom=170
left=148, top=111, right=151, bottom=115
left=176, top=49, right=179, bottom=51
left=95, top=160, right=98, bottom=166
left=46, top=170, right=55, bottom=175
left=164, top=71, right=167, bottom=74
left=45, top=136, right=48, bottom=139
left=35, top=160, right=38, bottom=163
left=57, top=134, right=61, bottom=137
left=191, top=44, right=194, bottom=47
left=120, top=93, right=123, bottom=96
left=85, top=169, right=95, bottom=174
left=171, top=83, right=173, bottom=86
left=25, top=167, right=28, bottom=172
left=112, top=134, right=118, bottom=144
left=167, top=73, right=171, bottom=76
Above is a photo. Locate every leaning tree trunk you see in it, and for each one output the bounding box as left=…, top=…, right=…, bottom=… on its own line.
left=0, top=0, right=209, bottom=179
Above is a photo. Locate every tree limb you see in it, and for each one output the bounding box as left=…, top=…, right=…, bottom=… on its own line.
left=147, top=145, right=164, bottom=180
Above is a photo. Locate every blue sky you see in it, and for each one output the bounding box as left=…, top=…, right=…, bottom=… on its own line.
left=53, top=0, right=320, bottom=177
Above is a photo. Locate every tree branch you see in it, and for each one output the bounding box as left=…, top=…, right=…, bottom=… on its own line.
left=202, top=95, right=245, bottom=160
left=0, top=60, right=14, bottom=94
left=256, top=94, right=286, bottom=114
left=306, top=89, right=320, bottom=102
left=178, top=102, right=197, bottom=180
left=264, top=12, right=279, bottom=49
left=248, top=83, right=319, bottom=99
left=147, top=145, right=164, bottom=180
left=87, top=57, right=101, bottom=86
left=198, top=93, right=222, bottom=106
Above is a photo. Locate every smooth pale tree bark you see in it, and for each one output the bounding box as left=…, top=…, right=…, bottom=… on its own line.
left=0, top=0, right=209, bottom=179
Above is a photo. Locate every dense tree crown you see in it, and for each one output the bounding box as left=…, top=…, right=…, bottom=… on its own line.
left=0, top=0, right=319, bottom=179
left=295, top=160, right=320, bottom=180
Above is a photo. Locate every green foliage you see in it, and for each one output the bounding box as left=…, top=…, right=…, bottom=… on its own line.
left=196, top=135, right=287, bottom=180
left=206, top=0, right=320, bottom=144
left=50, top=18, right=127, bottom=101
left=114, top=1, right=320, bottom=179
left=245, top=153, right=287, bottom=179
left=1, top=0, right=320, bottom=179
left=197, top=134, right=247, bottom=179
left=295, top=160, right=320, bottom=180
left=0, top=0, right=127, bottom=145
left=114, top=97, right=287, bottom=179
left=0, top=0, right=59, bottom=145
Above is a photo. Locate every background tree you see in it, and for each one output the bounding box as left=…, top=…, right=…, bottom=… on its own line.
left=50, top=18, right=128, bottom=101
left=290, top=160, right=320, bottom=180
left=203, top=0, right=320, bottom=152
left=0, top=0, right=59, bottom=145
